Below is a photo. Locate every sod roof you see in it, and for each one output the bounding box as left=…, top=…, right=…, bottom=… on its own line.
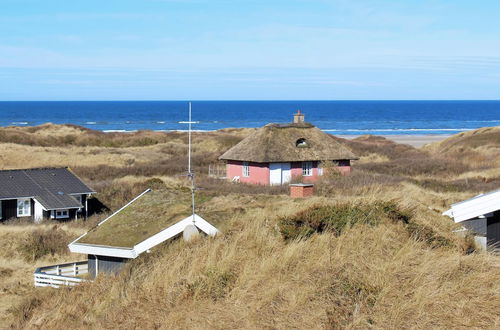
left=219, top=123, right=357, bottom=162
left=77, top=189, right=200, bottom=248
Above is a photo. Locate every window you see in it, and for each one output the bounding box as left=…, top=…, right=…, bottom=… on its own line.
left=55, top=210, right=69, bottom=219
left=17, top=198, right=31, bottom=217
left=296, top=138, right=308, bottom=148
left=242, top=162, right=250, bottom=177
left=74, top=194, right=82, bottom=204
left=0, top=201, right=2, bottom=219
left=302, top=161, right=313, bottom=176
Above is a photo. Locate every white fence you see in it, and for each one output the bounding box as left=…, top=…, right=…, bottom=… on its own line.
left=208, top=163, right=226, bottom=179
left=34, top=260, right=89, bottom=288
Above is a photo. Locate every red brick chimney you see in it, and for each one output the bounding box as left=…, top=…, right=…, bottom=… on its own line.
left=290, top=183, right=314, bottom=198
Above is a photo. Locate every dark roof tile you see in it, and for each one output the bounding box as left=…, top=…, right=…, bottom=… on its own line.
left=0, top=167, right=93, bottom=210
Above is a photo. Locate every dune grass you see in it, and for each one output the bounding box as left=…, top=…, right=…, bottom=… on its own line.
left=9, top=194, right=500, bottom=329
left=0, top=124, right=499, bottom=328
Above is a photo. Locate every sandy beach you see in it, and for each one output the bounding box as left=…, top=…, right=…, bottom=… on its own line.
left=339, top=134, right=452, bottom=148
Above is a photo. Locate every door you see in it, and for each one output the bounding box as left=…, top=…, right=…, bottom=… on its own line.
left=269, top=163, right=282, bottom=185
left=269, top=163, right=291, bottom=185
left=281, top=163, right=291, bottom=183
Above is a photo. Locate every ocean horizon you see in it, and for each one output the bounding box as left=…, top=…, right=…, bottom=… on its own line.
left=1, top=100, right=499, bottom=135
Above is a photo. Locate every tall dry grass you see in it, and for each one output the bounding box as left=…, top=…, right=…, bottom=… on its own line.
left=0, top=222, right=86, bottom=325
left=0, top=124, right=499, bottom=328
left=11, top=193, right=500, bottom=329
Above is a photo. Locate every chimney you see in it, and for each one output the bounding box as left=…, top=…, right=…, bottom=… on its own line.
left=290, top=183, right=314, bottom=198
left=293, top=110, right=305, bottom=124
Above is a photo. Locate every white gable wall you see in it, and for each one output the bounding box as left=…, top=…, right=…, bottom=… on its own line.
left=33, top=199, right=44, bottom=223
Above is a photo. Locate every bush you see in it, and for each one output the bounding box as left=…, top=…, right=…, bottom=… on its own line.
left=0, top=267, right=13, bottom=278
left=357, top=157, right=469, bottom=176
left=197, top=176, right=288, bottom=195
left=278, top=201, right=412, bottom=240
left=412, top=177, right=500, bottom=194
left=335, top=135, right=423, bottom=160
left=187, top=267, right=237, bottom=301
left=19, top=227, right=71, bottom=261
left=9, top=294, right=44, bottom=322
left=406, top=222, right=453, bottom=249
left=0, top=124, right=245, bottom=149
left=315, top=171, right=404, bottom=196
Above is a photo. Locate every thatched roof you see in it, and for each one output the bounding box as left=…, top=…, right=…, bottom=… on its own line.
left=219, top=123, right=357, bottom=162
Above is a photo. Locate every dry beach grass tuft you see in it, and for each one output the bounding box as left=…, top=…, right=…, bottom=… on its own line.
left=0, top=124, right=499, bottom=328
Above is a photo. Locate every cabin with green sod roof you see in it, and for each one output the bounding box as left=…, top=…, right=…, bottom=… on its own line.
left=219, top=111, right=358, bottom=185
left=68, top=189, right=219, bottom=279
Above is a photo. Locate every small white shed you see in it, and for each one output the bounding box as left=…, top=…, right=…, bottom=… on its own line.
left=443, top=188, right=500, bottom=250
left=68, top=188, right=219, bottom=278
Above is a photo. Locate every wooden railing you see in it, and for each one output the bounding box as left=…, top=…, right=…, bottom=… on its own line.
left=34, top=261, right=89, bottom=288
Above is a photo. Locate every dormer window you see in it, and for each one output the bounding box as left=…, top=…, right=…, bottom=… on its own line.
left=296, top=138, right=308, bottom=148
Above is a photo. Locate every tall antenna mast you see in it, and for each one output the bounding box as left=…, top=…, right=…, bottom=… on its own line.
left=188, top=102, right=192, bottom=174
left=179, top=102, right=198, bottom=223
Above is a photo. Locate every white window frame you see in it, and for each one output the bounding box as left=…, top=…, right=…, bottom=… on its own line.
left=242, top=162, right=250, bottom=177
left=17, top=198, right=31, bottom=217
left=54, top=209, right=70, bottom=219
left=302, top=161, right=313, bottom=176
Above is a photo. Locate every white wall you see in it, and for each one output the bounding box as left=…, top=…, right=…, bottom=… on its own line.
left=34, top=199, right=44, bottom=223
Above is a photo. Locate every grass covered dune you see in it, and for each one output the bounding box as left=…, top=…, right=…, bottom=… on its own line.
left=14, top=193, right=500, bottom=329
left=0, top=124, right=499, bottom=328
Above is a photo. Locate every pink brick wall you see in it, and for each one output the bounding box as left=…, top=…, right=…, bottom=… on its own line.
left=226, top=161, right=270, bottom=185
left=226, top=160, right=352, bottom=185
left=337, top=166, right=351, bottom=175
left=290, top=161, right=322, bottom=183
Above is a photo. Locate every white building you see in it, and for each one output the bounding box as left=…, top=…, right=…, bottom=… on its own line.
left=443, top=188, right=500, bottom=250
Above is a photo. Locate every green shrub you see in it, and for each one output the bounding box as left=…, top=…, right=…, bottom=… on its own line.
left=9, top=295, right=44, bottom=322
left=357, top=157, right=469, bottom=176
left=278, top=201, right=412, bottom=240
left=0, top=267, right=13, bottom=278
left=19, top=227, right=71, bottom=261
left=406, top=222, right=453, bottom=248
left=187, top=267, right=236, bottom=301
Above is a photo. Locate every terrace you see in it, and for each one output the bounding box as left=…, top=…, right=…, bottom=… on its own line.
left=34, top=260, right=88, bottom=288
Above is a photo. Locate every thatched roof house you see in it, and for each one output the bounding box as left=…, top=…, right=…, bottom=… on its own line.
left=219, top=111, right=357, bottom=185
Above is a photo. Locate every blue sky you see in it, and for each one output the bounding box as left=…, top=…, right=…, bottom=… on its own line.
left=1, top=0, right=499, bottom=100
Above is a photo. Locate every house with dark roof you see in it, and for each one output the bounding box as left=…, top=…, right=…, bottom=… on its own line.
left=219, top=111, right=358, bottom=185
left=0, top=167, right=95, bottom=222
left=443, top=188, right=500, bottom=250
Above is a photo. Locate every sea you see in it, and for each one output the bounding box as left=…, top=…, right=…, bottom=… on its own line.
left=0, top=100, right=499, bottom=135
